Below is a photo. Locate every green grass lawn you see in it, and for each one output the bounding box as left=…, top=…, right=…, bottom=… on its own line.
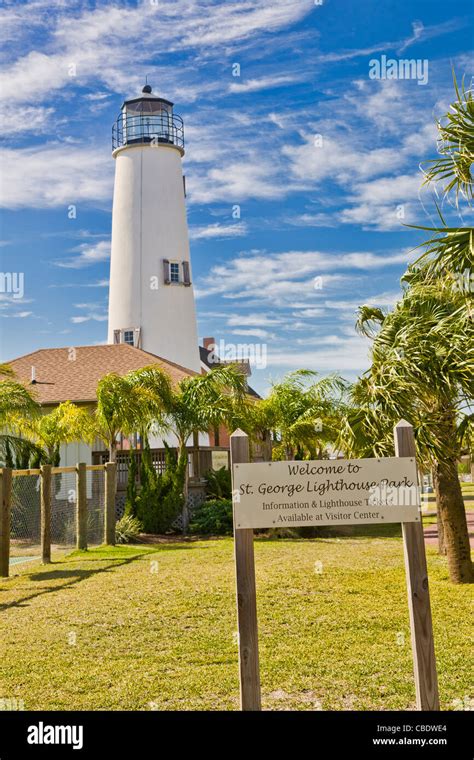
left=0, top=537, right=472, bottom=711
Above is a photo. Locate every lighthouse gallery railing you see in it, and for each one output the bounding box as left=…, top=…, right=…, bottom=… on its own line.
left=112, top=113, right=184, bottom=151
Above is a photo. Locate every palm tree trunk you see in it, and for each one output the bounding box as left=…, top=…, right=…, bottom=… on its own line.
left=179, top=439, right=190, bottom=535
left=436, top=502, right=447, bottom=556
left=109, top=439, right=117, bottom=463
left=432, top=467, right=446, bottom=555
left=433, top=458, right=473, bottom=583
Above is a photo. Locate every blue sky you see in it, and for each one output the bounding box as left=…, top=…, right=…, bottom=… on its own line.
left=0, top=0, right=472, bottom=395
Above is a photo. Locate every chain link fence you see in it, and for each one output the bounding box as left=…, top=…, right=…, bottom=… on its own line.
left=10, top=473, right=41, bottom=561
left=6, top=465, right=108, bottom=568
left=86, top=468, right=105, bottom=546
left=50, top=470, right=77, bottom=551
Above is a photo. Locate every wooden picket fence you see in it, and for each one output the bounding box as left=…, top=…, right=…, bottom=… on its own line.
left=0, top=462, right=117, bottom=577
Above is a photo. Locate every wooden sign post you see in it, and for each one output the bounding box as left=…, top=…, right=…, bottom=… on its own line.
left=394, top=421, right=439, bottom=710
left=230, top=430, right=261, bottom=711
left=230, top=421, right=439, bottom=711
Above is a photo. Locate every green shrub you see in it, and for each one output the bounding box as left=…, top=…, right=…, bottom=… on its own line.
left=126, top=441, right=186, bottom=534
left=204, top=466, right=232, bottom=500
left=115, top=515, right=143, bottom=544
left=189, top=498, right=233, bottom=535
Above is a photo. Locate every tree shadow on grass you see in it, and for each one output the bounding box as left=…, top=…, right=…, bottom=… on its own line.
left=0, top=541, right=210, bottom=612
left=0, top=553, right=145, bottom=612
left=146, top=543, right=208, bottom=552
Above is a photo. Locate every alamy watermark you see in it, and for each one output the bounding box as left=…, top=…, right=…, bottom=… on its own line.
left=369, top=55, right=429, bottom=86
left=0, top=272, right=24, bottom=299
left=0, top=697, right=25, bottom=710
left=27, top=722, right=83, bottom=750
left=368, top=479, right=420, bottom=507
left=208, top=339, right=267, bottom=370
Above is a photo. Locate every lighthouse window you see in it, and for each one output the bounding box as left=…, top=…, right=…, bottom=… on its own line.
left=123, top=330, right=135, bottom=346
left=170, top=262, right=180, bottom=283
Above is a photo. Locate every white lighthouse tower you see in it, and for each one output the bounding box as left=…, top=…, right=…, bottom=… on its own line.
left=107, top=85, right=201, bottom=373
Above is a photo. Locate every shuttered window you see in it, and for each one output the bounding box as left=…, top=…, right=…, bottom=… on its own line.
left=182, top=260, right=191, bottom=286
left=163, top=258, right=171, bottom=284
left=114, top=328, right=141, bottom=347
left=162, top=259, right=191, bottom=286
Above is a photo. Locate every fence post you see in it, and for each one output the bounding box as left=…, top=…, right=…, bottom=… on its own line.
left=0, top=468, right=12, bottom=578
left=230, top=429, right=261, bottom=711
left=76, top=463, right=88, bottom=551
left=104, top=462, right=117, bottom=546
left=40, top=464, right=52, bottom=564
left=394, top=420, right=439, bottom=710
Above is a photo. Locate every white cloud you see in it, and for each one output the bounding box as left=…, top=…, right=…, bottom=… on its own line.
left=0, top=310, right=33, bottom=319
left=338, top=202, right=417, bottom=230
left=284, top=134, right=403, bottom=185
left=229, top=75, right=301, bottom=93
left=323, top=291, right=401, bottom=310
left=0, top=1, right=313, bottom=106
left=0, top=106, right=55, bottom=135
left=350, top=174, right=422, bottom=205
left=71, top=301, right=108, bottom=323
left=49, top=278, right=109, bottom=288
left=187, top=159, right=289, bottom=204
left=293, top=308, right=326, bottom=318
left=266, top=335, right=371, bottom=372
left=0, top=145, right=112, bottom=209
left=227, top=313, right=282, bottom=327
left=230, top=328, right=272, bottom=339
left=197, top=249, right=413, bottom=301
left=316, top=18, right=466, bottom=63
left=55, top=240, right=111, bottom=269
left=189, top=222, right=248, bottom=240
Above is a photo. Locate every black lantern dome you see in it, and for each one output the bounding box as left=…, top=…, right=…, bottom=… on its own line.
left=112, top=85, right=184, bottom=153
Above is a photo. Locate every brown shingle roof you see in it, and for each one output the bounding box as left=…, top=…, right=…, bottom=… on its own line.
left=6, top=344, right=196, bottom=405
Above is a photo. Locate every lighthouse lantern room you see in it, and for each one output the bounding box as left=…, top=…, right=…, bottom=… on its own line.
left=108, top=85, right=201, bottom=373
left=112, top=84, right=184, bottom=152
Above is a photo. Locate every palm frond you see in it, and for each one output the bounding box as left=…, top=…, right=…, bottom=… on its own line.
left=421, top=71, right=474, bottom=204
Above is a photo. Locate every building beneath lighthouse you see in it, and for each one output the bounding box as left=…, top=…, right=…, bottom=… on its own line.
left=108, top=84, right=201, bottom=373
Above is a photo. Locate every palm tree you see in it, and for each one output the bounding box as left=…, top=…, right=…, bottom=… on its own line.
left=13, top=400, right=95, bottom=464
left=127, top=364, right=248, bottom=531
left=95, top=372, right=157, bottom=462
left=346, top=284, right=473, bottom=584
left=0, top=367, right=39, bottom=427
left=0, top=363, right=14, bottom=378
left=0, top=365, right=41, bottom=465
left=259, top=370, right=347, bottom=460
left=342, top=73, right=474, bottom=583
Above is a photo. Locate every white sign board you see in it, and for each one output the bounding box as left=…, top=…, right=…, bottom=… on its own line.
left=232, top=457, right=420, bottom=529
